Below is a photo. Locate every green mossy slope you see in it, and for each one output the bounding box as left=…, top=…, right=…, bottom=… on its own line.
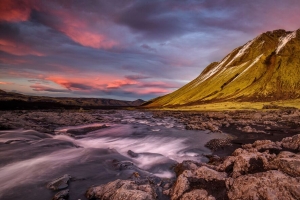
left=146, top=29, right=300, bottom=108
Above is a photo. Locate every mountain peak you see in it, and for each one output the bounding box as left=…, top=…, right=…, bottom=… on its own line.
left=145, top=28, right=300, bottom=107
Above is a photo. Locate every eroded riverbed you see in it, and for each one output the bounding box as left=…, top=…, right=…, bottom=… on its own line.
left=0, top=110, right=227, bottom=200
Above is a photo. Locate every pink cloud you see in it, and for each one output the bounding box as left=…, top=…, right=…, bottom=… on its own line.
left=2, top=70, right=46, bottom=80
left=0, top=1, right=118, bottom=49
left=46, top=74, right=121, bottom=91
left=0, top=57, right=30, bottom=65
left=0, top=39, right=45, bottom=56
left=125, top=88, right=169, bottom=95
left=107, top=79, right=138, bottom=89
left=62, top=27, right=118, bottom=49
left=0, top=0, right=33, bottom=22
left=0, top=81, right=12, bottom=85
left=45, top=9, right=118, bottom=49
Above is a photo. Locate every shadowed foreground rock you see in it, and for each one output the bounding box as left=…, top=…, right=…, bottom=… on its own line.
left=85, top=179, right=157, bottom=200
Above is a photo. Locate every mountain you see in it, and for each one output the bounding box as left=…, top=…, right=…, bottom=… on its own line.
left=0, top=89, right=6, bottom=94
left=0, top=90, right=145, bottom=110
left=145, top=29, right=300, bottom=108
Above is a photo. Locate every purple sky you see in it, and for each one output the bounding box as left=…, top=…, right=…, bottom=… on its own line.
left=1, top=0, right=300, bottom=100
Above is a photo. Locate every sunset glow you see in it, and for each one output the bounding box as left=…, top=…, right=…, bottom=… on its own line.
left=1, top=0, right=300, bottom=100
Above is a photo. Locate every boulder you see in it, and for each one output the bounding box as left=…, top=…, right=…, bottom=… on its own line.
left=171, top=167, right=227, bottom=200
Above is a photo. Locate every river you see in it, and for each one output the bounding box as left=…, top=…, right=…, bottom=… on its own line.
left=0, top=110, right=227, bottom=200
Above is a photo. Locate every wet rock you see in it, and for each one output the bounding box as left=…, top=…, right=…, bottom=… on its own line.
left=205, top=138, right=232, bottom=151
left=66, top=124, right=107, bottom=135
left=174, top=160, right=201, bottom=176
left=47, top=174, right=71, bottom=191
left=52, top=189, right=69, bottom=200
left=226, top=170, right=300, bottom=200
left=204, top=154, right=223, bottom=165
left=127, top=150, right=139, bottom=158
left=85, top=179, right=156, bottom=200
left=112, top=160, right=134, bottom=170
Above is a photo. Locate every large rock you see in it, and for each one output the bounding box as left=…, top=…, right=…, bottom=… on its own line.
left=171, top=166, right=227, bottom=200
left=171, top=170, right=192, bottom=200
left=85, top=179, right=156, bottom=200
left=218, top=148, right=274, bottom=178
left=268, top=151, right=300, bottom=177
left=281, top=134, right=300, bottom=151
left=226, top=170, right=300, bottom=200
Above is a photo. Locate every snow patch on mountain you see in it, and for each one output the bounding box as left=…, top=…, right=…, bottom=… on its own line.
left=239, top=54, right=263, bottom=77
left=225, top=39, right=255, bottom=67
left=192, top=55, right=231, bottom=88
left=276, top=31, right=296, bottom=54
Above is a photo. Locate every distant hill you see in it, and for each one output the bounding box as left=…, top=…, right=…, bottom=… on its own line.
left=0, top=90, right=145, bottom=110
left=145, top=29, right=300, bottom=108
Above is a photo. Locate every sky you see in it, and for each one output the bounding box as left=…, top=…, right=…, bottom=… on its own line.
left=1, top=0, right=300, bottom=101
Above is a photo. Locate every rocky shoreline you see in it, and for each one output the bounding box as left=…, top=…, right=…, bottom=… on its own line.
left=1, top=109, right=300, bottom=199
left=152, top=109, right=300, bottom=156
left=83, top=134, right=300, bottom=200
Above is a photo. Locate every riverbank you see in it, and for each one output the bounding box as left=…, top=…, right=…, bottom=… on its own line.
left=151, top=109, right=300, bottom=157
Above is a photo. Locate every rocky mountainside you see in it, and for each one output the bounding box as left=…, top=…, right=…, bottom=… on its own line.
left=0, top=90, right=145, bottom=110
left=146, top=29, right=300, bottom=107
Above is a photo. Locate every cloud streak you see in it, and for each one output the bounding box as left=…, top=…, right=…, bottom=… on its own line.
left=30, top=84, right=69, bottom=93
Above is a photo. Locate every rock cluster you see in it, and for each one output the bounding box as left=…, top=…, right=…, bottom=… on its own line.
left=80, top=134, right=300, bottom=200
left=152, top=109, right=300, bottom=135
left=168, top=134, right=300, bottom=200
left=0, top=110, right=103, bottom=133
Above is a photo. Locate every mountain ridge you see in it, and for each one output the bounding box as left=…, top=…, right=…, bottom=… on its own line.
left=0, top=90, right=145, bottom=109
left=145, top=29, right=300, bottom=108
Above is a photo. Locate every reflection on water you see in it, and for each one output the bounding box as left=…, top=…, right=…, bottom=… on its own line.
left=0, top=111, right=227, bottom=200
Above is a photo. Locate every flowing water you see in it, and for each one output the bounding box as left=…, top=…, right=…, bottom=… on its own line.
left=0, top=110, right=227, bottom=200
